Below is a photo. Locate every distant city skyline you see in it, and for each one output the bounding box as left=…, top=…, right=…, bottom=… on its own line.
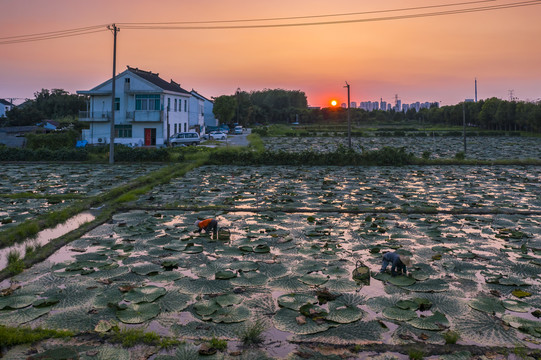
left=1, top=1, right=540, bottom=108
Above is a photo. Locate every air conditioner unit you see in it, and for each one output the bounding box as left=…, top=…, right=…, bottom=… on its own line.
left=98, top=137, right=103, bottom=143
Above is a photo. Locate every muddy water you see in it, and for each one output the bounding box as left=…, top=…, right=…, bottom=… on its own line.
left=0, top=211, right=96, bottom=270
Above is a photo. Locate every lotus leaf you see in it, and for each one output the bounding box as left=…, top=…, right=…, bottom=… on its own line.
left=194, top=300, right=220, bottom=316
left=230, top=272, right=268, bottom=287
left=502, top=299, right=530, bottom=313
left=94, top=319, right=113, bottom=333
left=0, top=305, right=52, bottom=326
left=268, top=276, right=309, bottom=292
left=455, top=310, right=520, bottom=346
left=215, top=294, right=243, bottom=307
left=382, top=307, right=417, bottom=321
left=0, top=295, right=37, bottom=310
left=440, top=351, right=473, bottom=360
left=502, top=314, right=541, bottom=338
left=372, top=272, right=392, bottom=282
left=257, top=262, right=288, bottom=279
left=299, top=319, right=386, bottom=345
left=468, top=297, right=505, bottom=314
left=158, top=291, right=191, bottom=313
left=300, top=273, right=328, bottom=286
left=325, top=302, right=363, bottom=324
left=163, top=243, right=186, bottom=252
left=32, top=297, right=59, bottom=308
left=299, top=303, right=328, bottom=319
left=407, top=311, right=449, bottom=331
left=215, top=270, right=237, bottom=280
left=183, top=243, right=204, bottom=254
left=403, top=278, right=449, bottom=292
left=273, top=308, right=330, bottom=335
left=324, top=278, right=359, bottom=293
left=176, top=278, right=232, bottom=295
left=205, top=305, right=250, bottom=323
left=151, top=272, right=184, bottom=282
left=131, top=263, right=162, bottom=276
left=512, top=289, right=532, bottom=298
left=229, top=261, right=259, bottom=272
left=395, top=300, right=419, bottom=311
left=124, top=286, right=166, bottom=303
left=278, top=294, right=318, bottom=311
left=253, top=244, right=271, bottom=253
left=94, top=347, right=131, bottom=360
left=172, top=320, right=244, bottom=340
left=116, top=302, right=160, bottom=324
left=389, top=275, right=416, bottom=287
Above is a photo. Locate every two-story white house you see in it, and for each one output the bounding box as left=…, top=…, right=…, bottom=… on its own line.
left=0, top=99, right=14, bottom=118
left=78, top=66, right=191, bottom=147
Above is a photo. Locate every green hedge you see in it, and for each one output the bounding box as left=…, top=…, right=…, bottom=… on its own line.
left=25, top=130, right=79, bottom=150
left=0, top=147, right=89, bottom=161
left=207, top=146, right=415, bottom=166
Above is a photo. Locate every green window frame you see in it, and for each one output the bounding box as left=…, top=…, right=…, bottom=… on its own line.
left=114, top=98, right=120, bottom=111
left=135, top=94, right=160, bottom=111
left=114, top=125, right=132, bottom=138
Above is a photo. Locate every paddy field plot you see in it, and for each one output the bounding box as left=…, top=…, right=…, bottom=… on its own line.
left=1, top=164, right=540, bottom=358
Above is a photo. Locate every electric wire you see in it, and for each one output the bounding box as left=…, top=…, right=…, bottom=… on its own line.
left=120, top=1, right=541, bottom=30
left=1, top=0, right=539, bottom=44
left=118, top=0, right=499, bottom=25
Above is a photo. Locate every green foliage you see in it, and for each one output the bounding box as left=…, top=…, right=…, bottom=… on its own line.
left=110, top=326, right=180, bottom=348
left=25, top=129, right=79, bottom=150
left=6, top=250, right=25, bottom=275
left=208, top=337, right=228, bottom=350
left=237, top=319, right=267, bottom=346
left=443, top=330, right=460, bottom=344
left=0, top=147, right=89, bottom=161
left=454, top=151, right=466, bottom=160
left=0, top=325, right=73, bottom=347
left=114, top=145, right=170, bottom=162
left=408, top=348, right=425, bottom=360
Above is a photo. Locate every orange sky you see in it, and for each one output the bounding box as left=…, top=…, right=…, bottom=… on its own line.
left=1, top=0, right=540, bottom=107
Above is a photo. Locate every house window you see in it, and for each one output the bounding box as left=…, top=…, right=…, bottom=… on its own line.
left=184, top=100, right=187, bottom=112
left=115, top=125, right=132, bottom=138
left=184, top=123, right=187, bottom=132
left=125, top=78, right=130, bottom=83
left=115, top=98, right=120, bottom=111
left=174, top=124, right=177, bottom=133
left=167, top=98, right=171, bottom=111
left=200, top=105, right=204, bottom=116
left=174, top=99, right=177, bottom=112
left=135, top=94, right=160, bottom=111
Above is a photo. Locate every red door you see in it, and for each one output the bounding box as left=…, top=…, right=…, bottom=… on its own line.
left=144, top=128, right=152, bottom=146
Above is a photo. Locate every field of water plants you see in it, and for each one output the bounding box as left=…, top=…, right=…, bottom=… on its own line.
left=1, top=157, right=541, bottom=359
left=262, top=136, right=541, bottom=160
left=0, top=164, right=165, bottom=230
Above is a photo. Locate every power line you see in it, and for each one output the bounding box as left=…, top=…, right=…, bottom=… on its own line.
left=118, top=0, right=499, bottom=25
left=1, top=0, right=539, bottom=44
left=120, top=1, right=541, bottom=30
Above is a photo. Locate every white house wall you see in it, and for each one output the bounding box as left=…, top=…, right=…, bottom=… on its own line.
left=82, top=71, right=190, bottom=146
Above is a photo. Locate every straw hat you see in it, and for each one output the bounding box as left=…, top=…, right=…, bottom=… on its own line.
left=194, top=220, right=200, bottom=227
left=400, top=255, right=412, bottom=267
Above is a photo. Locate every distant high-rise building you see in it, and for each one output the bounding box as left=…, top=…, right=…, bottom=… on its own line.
left=341, top=103, right=347, bottom=108
left=350, top=101, right=357, bottom=108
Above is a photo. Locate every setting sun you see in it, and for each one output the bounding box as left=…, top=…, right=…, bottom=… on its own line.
left=331, top=100, right=337, bottom=107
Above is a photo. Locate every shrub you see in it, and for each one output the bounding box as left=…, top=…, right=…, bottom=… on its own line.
left=408, top=348, right=424, bottom=360
left=25, top=129, right=79, bottom=150
left=422, top=150, right=431, bottom=160
left=454, top=151, right=466, bottom=160
left=237, top=319, right=267, bottom=346
left=443, top=330, right=460, bottom=344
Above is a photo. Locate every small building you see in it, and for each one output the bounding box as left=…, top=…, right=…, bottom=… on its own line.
left=190, top=90, right=217, bottom=130
left=77, top=66, right=192, bottom=147
left=0, top=99, right=14, bottom=118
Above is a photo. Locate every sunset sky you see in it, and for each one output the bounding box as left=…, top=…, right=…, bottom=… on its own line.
left=1, top=0, right=540, bottom=107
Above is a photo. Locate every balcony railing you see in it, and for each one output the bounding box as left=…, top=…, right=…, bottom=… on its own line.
left=126, top=110, right=163, bottom=122
left=79, top=111, right=111, bottom=122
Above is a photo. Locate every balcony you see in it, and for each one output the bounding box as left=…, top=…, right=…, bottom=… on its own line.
left=79, top=111, right=111, bottom=122
left=126, top=110, right=163, bottom=122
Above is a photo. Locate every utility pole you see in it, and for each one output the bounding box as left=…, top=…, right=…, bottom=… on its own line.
left=344, top=81, right=351, bottom=149
left=463, top=101, right=467, bottom=156
left=108, top=24, right=119, bottom=164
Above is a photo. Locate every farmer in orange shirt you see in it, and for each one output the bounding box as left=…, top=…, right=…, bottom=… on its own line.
left=194, top=218, right=218, bottom=238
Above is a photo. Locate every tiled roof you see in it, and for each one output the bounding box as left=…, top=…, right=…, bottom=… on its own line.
left=127, top=66, right=190, bottom=95
left=190, top=90, right=212, bottom=102
left=0, top=99, right=14, bottom=106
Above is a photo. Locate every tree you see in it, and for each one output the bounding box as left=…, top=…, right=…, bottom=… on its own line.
left=212, top=95, right=236, bottom=125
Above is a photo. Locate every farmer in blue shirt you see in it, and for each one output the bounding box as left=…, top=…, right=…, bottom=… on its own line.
left=380, top=251, right=412, bottom=276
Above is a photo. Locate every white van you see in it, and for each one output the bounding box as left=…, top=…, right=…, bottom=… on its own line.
left=169, top=132, right=200, bottom=146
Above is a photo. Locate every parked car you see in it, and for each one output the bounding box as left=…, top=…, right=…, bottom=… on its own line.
left=209, top=131, right=227, bottom=140
left=234, top=126, right=243, bottom=135
left=169, top=132, right=200, bottom=146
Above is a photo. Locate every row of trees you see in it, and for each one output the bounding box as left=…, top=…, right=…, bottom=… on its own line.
left=213, top=90, right=540, bottom=133
left=213, top=89, right=308, bottom=126
left=1, top=89, right=87, bottom=128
